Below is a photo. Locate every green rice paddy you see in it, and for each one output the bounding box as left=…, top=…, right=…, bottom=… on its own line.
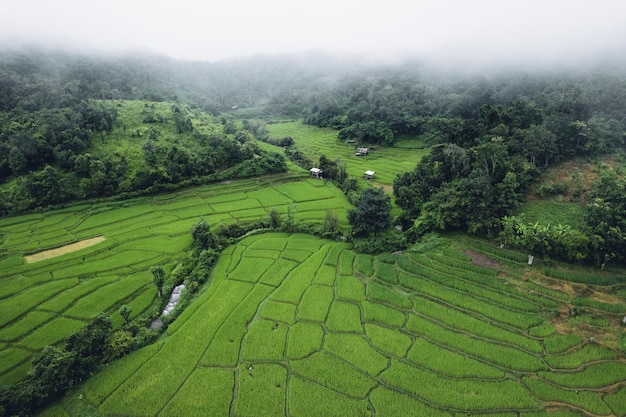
left=0, top=174, right=352, bottom=386
left=266, top=121, right=430, bottom=187
left=31, top=231, right=624, bottom=416
left=1, top=122, right=625, bottom=416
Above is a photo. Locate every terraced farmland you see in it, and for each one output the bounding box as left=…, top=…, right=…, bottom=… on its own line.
left=65, top=233, right=625, bottom=417
left=0, top=174, right=352, bottom=385
left=266, top=121, right=429, bottom=187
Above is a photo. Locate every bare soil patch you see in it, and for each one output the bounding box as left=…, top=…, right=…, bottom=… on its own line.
left=462, top=249, right=502, bottom=270
left=25, top=236, right=106, bottom=263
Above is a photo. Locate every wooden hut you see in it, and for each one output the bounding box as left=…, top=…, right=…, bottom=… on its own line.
left=310, top=168, right=323, bottom=178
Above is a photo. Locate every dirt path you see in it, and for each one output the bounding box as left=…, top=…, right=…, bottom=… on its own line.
left=25, top=236, right=106, bottom=263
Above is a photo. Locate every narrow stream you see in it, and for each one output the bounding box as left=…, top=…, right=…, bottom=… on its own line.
left=150, top=284, right=185, bottom=330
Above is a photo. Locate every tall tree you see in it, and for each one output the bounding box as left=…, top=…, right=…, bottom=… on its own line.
left=150, top=265, right=165, bottom=297
left=348, top=188, right=392, bottom=237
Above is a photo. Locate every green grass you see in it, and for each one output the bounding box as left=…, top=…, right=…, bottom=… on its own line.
left=286, top=322, right=324, bottom=360
left=543, top=333, right=582, bottom=354
left=364, top=323, right=412, bottom=358
left=266, top=121, right=430, bottom=187
left=406, top=314, right=546, bottom=372
left=159, top=368, right=234, bottom=417
left=291, top=351, right=377, bottom=398
left=324, top=333, right=388, bottom=376
left=544, top=343, right=617, bottom=369
left=0, top=311, right=55, bottom=342
left=381, top=359, right=540, bottom=411
left=326, top=301, right=363, bottom=333
left=367, top=281, right=412, bottom=310
left=523, top=377, right=611, bottom=415
left=297, top=285, right=334, bottom=322
left=539, top=361, right=626, bottom=389
left=604, top=386, right=626, bottom=417
left=288, top=375, right=371, bottom=417
left=518, top=200, right=586, bottom=228
left=241, top=319, right=288, bottom=361
left=260, top=300, right=297, bottom=325
left=234, top=363, right=287, bottom=417
left=370, top=386, right=450, bottom=417
left=406, top=337, right=505, bottom=379
left=336, top=276, right=366, bottom=302
left=361, top=300, right=406, bottom=327
left=0, top=347, right=31, bottom=375
left=16, top=317, right=85, bottom=350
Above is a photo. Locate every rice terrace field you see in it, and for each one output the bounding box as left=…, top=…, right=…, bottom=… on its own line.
left=0, top=172, right=352, bottom=386
left=57, top=233, right=626, bottom=417
left=266, top=121, right=430, bottom=188
left=1, top=123, right=626, bottom=416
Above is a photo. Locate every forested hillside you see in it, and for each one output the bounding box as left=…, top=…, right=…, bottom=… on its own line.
left=2, top=48, right=626, bottom=264
left=0, top=49, right=295, bottom=215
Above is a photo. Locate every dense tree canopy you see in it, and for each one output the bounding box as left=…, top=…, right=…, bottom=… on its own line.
left=348, top=187, right=393, bottom=238
left=2, top=47, right=626, bottom=263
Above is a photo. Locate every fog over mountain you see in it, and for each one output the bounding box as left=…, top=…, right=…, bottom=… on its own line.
left=2, top=0, right=626, bottom=67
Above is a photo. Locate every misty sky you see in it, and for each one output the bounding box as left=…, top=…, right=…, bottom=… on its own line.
left=1, top=0, right=625, bottom=65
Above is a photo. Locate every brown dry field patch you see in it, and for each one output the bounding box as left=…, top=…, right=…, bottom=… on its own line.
left=462, top=249, right=502, bottom=270
left=24, top=236, right=106, bottom=263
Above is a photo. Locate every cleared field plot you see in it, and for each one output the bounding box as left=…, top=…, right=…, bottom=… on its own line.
left=9, top=232, right=626, bottom=417
left=24, top=236, right=106, bottom=263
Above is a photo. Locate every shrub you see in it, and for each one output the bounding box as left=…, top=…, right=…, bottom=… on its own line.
left=352, top=233, right=407, bottom=254
left=536, top=182, right=569, bottom=198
